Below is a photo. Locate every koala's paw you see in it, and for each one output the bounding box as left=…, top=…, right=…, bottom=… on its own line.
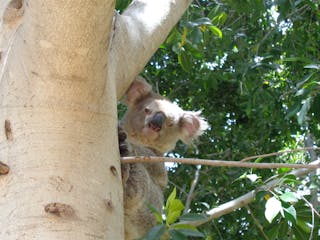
left=118, top=125, right=130, bottom=156
left=121, top=164, right=130, bottom=189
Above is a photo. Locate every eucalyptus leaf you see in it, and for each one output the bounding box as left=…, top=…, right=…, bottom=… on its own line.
left=178, top=51, right=192, bottom=72
left=145, top=224, right=166, bottom=240
left=208, top=26, right=223, bottom=38
left=265, top=197, right=283, bottom=223
left=284, top=205, right=297, bottom=223
left=279, top=192, right=298, bottom=203
left=175, top=228, right=205, bottom=238
left=179, top=213, right=207, bottom=222
left=169, top=230, right=187, bottom=240
left=304, top=64, right=320, bottom=69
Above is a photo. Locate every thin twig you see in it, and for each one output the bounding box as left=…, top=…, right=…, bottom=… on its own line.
left=240, top=147, right=320, bottom=162
left=121, top=156, right=320, bottom=169
left=301, top=195, right=315, bottom=240
left=175, top=159, right=320, bottom=227
left=304, top=135, right=319, bottom=210
left=246, top=205, right=269, bottom=240
left=183, top=165, right=201, bottom=214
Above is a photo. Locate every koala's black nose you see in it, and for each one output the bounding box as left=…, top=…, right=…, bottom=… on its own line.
left=148, top=112, right=165, bottom=132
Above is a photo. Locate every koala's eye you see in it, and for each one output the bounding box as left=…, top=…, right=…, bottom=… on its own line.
left=144, top=108, right=151, bottom=115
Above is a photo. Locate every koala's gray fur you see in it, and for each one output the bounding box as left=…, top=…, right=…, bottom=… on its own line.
left=119, top=77, right=208, bottom=240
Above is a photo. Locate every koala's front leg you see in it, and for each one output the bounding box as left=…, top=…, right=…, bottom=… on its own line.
left=123, top=163, right=152, bottom=209
left=118, top=125, right=130, bottom=156
left=118, top=125, right=131, bottom=186
left=123, top=163, right=163, bottom=240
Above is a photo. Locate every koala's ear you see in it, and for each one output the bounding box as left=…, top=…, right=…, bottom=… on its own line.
left=125, top=76, right=152, bottom=106
left=179, top=111, right=209, bottom=143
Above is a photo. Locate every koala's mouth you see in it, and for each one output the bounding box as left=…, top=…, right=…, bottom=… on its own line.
left=147, top=112, right=165, bottom=132
left=148, top=122, right=162, bottom=132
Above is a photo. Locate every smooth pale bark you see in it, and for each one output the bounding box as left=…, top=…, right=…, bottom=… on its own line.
left=111, top=0, right=193, bottom=98
left=0, top=0, right=192, bottom=239
left=0, top=1, right=122, bottom=239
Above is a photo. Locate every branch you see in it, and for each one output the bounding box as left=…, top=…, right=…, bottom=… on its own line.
left=183, top=165, right=201, bottom=214
left=111, top=0, right=193, bottom=98
left=304, top=135, right=319, bottom=211
left=121, top=156, right=320, bottom=169
left=180, top=159, right=320, bottom=227
left=245, top=205, right=269, bottom=240
left=240, top=147, right=320, bottom=162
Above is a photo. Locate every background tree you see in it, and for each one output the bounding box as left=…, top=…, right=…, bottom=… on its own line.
left=118, top=0, right=319, bottom=239
left=0, top=0, right=192, bottom=239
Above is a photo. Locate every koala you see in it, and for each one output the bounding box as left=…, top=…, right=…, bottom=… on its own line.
left=119, top=77, right=208, bottom=240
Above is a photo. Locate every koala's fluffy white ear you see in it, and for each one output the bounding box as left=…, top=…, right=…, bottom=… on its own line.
left=179, top=111, right=209, bottom=144
left=125, top=76, right=152, bottom=106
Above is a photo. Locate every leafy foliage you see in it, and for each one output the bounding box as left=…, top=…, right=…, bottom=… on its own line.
left=116, top=0, right=320, bottom=239
left=142, top=188, right=205, bottom=240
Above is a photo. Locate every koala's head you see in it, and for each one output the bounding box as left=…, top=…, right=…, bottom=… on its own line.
left=122, top=77, right=209, bottom=154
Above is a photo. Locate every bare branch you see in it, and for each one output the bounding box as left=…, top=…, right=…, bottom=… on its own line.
left=183, top=165, right=201, bottom=214
left=240, top=147, right=320, bottom=162
left=121, top=156, right=320, bottom=169
left=121, top=148, right=320, bottom=228
left=175, top=159, right=320, bottom=227
left=245, top=205, right=269, bottom=240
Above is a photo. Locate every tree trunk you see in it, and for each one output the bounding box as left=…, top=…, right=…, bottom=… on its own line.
left=0, top=0, right=192, bottom=239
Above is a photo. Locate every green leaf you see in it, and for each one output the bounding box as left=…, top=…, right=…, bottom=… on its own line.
left=296, top=73, right=315, bottom=88
left=266, top=223, right=281, bottom=240
left=283, top=174, right=300, bottom=185
left=184, top=43, right=203, bottom=59
left=285, top=103, right=300, bottom=119
left=265, top=197, right=283, bottom=223
left=179, top=213, right=207, bottom=222
left=246, top=173, right=260, bottom=183
left=172, top=223, right=198, bottom=231
left=296, top=219, right=311, bottom=233
left=166, top=188, right=177, bottom=210
left=279, top=192, right=298, bottom=203
left=293, top=223, right=310, bottom=239
left=115, top=0, right=131, bottom=12
left=145, top=224, right=166, bottom=240
left=167, top=210, right=182, bottom=225
left=208, top=26, right=223, bottom=38
left=173, top=228, right=205, bottom=238
left=165, top=188, right=185, bottom=225
left=146, top=203, right=163, bottom=224
left=166, top=28, right=181, bottom=45
left=207, top=6, right=220, bottom=20
left=166, top=199, right=185, bottom=225
left=284, top=205, right=297, bottom=223
left=188, top=17, right=213, bottom=28
left=172, top=43, right=182, bottom=54
left=178, top=51, right=192, bottom=72
left=255, top=191, right=269, bottom=201
left=211, top=12, right=227, bottom=25
left=304, top=63, right=320, bottom=70
left=278, top=221, right=289, bottom=237
left=169, top=230, right=187, bottom=240
left=189, top=28, right=203, bottom=45
left=297, top=97, right=313, bottom=125
left=282, top=57, right=310, bottom=63
left=292, top=225, right=309, bottom=240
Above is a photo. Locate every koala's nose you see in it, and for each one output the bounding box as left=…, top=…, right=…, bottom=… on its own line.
left=148, top=112, right=165, bottom=132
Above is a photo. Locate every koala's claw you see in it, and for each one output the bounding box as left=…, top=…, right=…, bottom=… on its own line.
left=118, top=125, right=130, bottom=156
